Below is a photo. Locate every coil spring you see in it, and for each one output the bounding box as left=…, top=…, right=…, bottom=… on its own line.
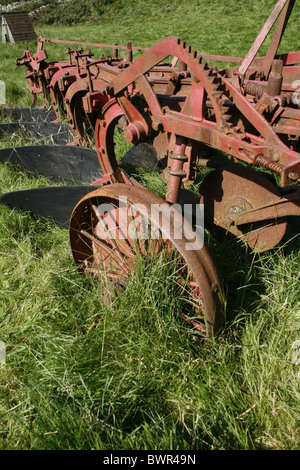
left=244, top=82, right=267, bottom=98
left=255, top=155, right=283, bottom=173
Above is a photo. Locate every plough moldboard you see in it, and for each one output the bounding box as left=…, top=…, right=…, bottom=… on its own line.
left=0, top=0, right=299, bottom=337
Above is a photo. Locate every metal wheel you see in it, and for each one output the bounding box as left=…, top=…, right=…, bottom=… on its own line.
left=69, top=183, right=225, bottom=337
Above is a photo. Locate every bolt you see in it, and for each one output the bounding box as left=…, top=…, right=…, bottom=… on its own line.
left=288, top=172, right=299, bottom=181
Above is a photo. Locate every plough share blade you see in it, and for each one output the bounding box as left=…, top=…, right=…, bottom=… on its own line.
left=0, top=185, right=101, bottom=229
left=0, top=145, right=103, bottom=184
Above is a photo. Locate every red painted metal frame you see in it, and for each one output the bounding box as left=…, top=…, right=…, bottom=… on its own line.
left=11, top=0, right=300, bottom=334
left=17, top=0, right=300, bottom=216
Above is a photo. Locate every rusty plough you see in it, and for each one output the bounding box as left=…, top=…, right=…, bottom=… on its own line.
left=0, top=0, right=299, bottom=337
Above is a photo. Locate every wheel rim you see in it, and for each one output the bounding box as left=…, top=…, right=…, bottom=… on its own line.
left=70, top=184, right=225, bottom=337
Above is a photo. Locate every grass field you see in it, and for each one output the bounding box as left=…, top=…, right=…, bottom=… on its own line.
left=0, top=0, right=299, bottom=450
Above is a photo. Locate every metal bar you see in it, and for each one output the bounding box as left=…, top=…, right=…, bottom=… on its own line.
left=276, top=51, right=300, bottom=64
left=38, top=37, right=244, bottom=63
left=238, top=0, right=290, bottom=77
left=38, top=36, right=148, bottom=52
left=198, top=53, right=244, bottom=64
left=261, top=0, right=296, bottom=77
left=233, top=188, right=300, bottom=225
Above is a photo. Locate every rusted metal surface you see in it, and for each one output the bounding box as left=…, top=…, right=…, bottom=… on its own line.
left=0, top=0, right=299, bottom=336
left=199, top=165, right=289, bottom=252
left=238, top=0, right=294, bottom=77
left=69, top=183, right=225, bottom=336
left=17, top=6, right=299, bottom=184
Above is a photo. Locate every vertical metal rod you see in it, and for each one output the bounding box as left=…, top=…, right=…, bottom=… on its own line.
left=262, top=0, right=295, bottom=77
left=86, top=66, right=93, bottom=92
left=126, top=41, right=133, bottom=62
left=267, top=59, right=283, bottom=96
left=112, top=43, right=118, bottom=59
left=178, top=59, right=187, bottom=72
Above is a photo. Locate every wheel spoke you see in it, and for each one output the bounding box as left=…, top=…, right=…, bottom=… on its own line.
left=80, top=229, right=131, bottom=275
left=92, top=203, right=137, bottom=259
left=70, top=184, right=224, bottom=337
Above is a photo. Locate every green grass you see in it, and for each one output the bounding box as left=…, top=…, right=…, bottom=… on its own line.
left=0, top=0, right=299, bottom=451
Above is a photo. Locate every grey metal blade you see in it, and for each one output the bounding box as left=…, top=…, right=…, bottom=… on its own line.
left=0, top=145, right=103, bottom=184
left=0, top=122, right=72, bottom=145
left=122, top=143, right=161, bottom=171
left=0, top=107, right=56, bottom=122
left=0, top=185, right=100, bottom=229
